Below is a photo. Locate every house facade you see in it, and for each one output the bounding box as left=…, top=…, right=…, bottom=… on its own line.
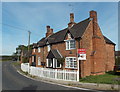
left=29, top=10, right=115, bottom=78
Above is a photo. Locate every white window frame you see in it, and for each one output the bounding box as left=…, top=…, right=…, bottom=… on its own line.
left=32, top=56, right=34, bottom=62
left=65, top=39, right=76, bottom=50
left=38, top=57, right=41, bottom=65
left=56, top=59, right=61, bottom=68
left=53, top=58, right=61, bottom=68
left=38, top=47, right=41, bottom=53
left=33, top=48, right=35, bottom=52
left=46, top=59, right=52, bottom=67
left=47, top=45, right=50, bottom=52
left=65, top=57, right=77, bottom=69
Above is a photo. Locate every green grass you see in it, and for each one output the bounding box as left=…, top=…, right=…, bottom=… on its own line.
left=79, top=72, right=120, bottom=85
left=12, top=62, right=21, bottom=66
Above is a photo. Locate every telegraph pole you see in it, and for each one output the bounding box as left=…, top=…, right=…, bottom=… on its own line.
left=28, top=31, right=31, bottom=52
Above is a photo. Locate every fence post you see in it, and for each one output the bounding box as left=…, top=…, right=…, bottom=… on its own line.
left=55, top=69, right=57, bottom=79
left=64, top=70, right=66, bottom=80
left=77, top=60, right=80, bottom=81
left=28, top=63, right=30, bottom=73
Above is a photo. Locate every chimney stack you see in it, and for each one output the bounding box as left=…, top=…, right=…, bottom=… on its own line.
left=46, top=25, right=53, bottom=37
left=68, top=13, right=76, bottom=28
left=90, top=10, right=97, bottom=23
left=70, top=13, right=74, bottom=23
left=90, top=10, right=98, bottom=36
left=46, top=25, right=50, bottom=33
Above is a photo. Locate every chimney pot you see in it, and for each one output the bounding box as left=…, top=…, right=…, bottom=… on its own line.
left=46, top=26, right=54, bottom=37
left=46, top=25, right=50, bottom=28
left=51, top=28, right=53, bottom=33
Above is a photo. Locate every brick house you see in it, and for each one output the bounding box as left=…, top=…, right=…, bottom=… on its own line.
left=29, top=10, right=115, bottom=78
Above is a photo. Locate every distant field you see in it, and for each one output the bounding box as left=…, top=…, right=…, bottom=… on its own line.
left=0, top=55, right=13, bottom=61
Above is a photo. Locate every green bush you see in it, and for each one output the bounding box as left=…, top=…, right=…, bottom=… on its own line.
left=22, top=57, right=29, bottom=63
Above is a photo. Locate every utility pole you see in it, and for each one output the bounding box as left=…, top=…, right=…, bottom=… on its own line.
left=28, top=31, right=31, bottom=52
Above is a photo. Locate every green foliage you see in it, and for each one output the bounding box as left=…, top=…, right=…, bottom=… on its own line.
left=12, top=62, right=21, bottom=66
left=22, top=57, right=29, bottom=63
left=57, top=57, right=65, bottom=66
left=79, top=72, right=120, bottom=85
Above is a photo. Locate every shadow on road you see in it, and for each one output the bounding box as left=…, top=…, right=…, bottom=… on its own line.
left=20, top=85, right=37, bottom=92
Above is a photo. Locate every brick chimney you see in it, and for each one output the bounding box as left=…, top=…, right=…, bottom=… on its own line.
left=46, top=25, right=53, bottom=37
left=90, top=10, right=98, bottom=36
left=68, top=13, right=76, bottom=28
left=70, top=13, right=74, bottom=22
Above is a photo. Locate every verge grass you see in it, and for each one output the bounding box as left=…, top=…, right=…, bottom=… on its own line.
left=79, top=72, right=120, bottom=85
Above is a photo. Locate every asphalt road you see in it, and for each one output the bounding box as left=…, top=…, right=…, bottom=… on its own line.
left=2, top=61, right=118, bottom=92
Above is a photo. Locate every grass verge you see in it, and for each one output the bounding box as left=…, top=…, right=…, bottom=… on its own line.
left=79, top=71, right=120, bottom=85
left=12, top=61, right=21, bottom=66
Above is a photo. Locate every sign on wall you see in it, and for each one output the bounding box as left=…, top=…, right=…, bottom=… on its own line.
left=78, top=48, right=86, bottom=60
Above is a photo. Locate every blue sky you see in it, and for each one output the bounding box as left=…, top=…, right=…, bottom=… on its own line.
left=2, top=2, right=118, bottom=55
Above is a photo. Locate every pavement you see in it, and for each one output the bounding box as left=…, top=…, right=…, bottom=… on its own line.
left=3, top=61, right=120, bottom=91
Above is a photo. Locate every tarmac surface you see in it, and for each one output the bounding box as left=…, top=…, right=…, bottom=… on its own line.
left=2, top=61, right=120, bottom=92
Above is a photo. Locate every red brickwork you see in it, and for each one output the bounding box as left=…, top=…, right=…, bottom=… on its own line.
left=29, top=11, right=115, bottom=78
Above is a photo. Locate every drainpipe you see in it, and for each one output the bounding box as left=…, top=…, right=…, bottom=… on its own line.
left=77, top=38, right=81, bottom=81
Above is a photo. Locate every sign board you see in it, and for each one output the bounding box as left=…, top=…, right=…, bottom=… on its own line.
left=78, top=48, right=86, bottom=60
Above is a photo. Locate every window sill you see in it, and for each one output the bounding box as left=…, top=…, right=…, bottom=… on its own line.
left=66, top=48, right=76, bottom=50
left=65, top=67, right=77, bottom=69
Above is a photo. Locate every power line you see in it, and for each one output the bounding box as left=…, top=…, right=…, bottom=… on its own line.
left=0, top=23, right=41, bottom=37
left=28, top=31, right=31, bottom=52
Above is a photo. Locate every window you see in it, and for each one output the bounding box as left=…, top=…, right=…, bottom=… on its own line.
left=66, top=40, right=75, bottom=50
left=53, top=58, right=61, bottom=68
left=46, top=59, right=52, bottom=67
left=38, top=57, right=41, bottom=65
left=47, top=45, right=50, bottom=52
left=56, top=60, right=61, bottom=68
left=33, top=48, right=35, bottom=52
left=32, top=56, right=34, bottom=62
left=65, top=57, right=77, bottom=69
left=38, top=47, right=41, bottom=52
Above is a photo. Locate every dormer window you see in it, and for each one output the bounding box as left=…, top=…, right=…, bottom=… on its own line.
left=66, top=39, right=76, bottom=50
left=33, top=48, right=35, bottom=52
left=47, top=45, right=50, bottom=52
left=38, top=47, right=41, bottom=52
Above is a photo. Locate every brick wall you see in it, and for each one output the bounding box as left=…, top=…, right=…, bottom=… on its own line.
left=80, top=20, right=93, bottom=77
left=106, top=44, right=115, bottom=71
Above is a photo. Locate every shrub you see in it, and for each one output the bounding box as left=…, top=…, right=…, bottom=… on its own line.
left=22, top=57, right=29, bottom=63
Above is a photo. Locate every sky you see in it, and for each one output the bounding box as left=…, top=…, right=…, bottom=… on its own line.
left=1, top=2, right=118, bottom=55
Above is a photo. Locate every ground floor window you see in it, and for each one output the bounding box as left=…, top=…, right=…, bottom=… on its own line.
left=65, top=57, right=77, bottom=69
left=46, top=58, right=61, bottom=68
left=55, top=59, right=61, bottom=68
left=46, top=59, right=52, bottom=67
left=38, top=57, right=41, bottom=65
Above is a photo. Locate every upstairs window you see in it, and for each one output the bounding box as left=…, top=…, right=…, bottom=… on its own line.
left=33, top=48, right=35, bottom=52
left=47, top=45, right=51, bottom=52
left=38, top=47, right=41, bottom=52
left=66, top=40, right=76, bottom=50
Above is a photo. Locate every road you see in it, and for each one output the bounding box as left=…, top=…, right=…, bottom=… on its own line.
left=2, top=61, right=117, bottom=92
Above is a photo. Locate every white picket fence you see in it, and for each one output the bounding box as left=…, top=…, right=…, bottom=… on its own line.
left=21, top=63, right=78, bottom=81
